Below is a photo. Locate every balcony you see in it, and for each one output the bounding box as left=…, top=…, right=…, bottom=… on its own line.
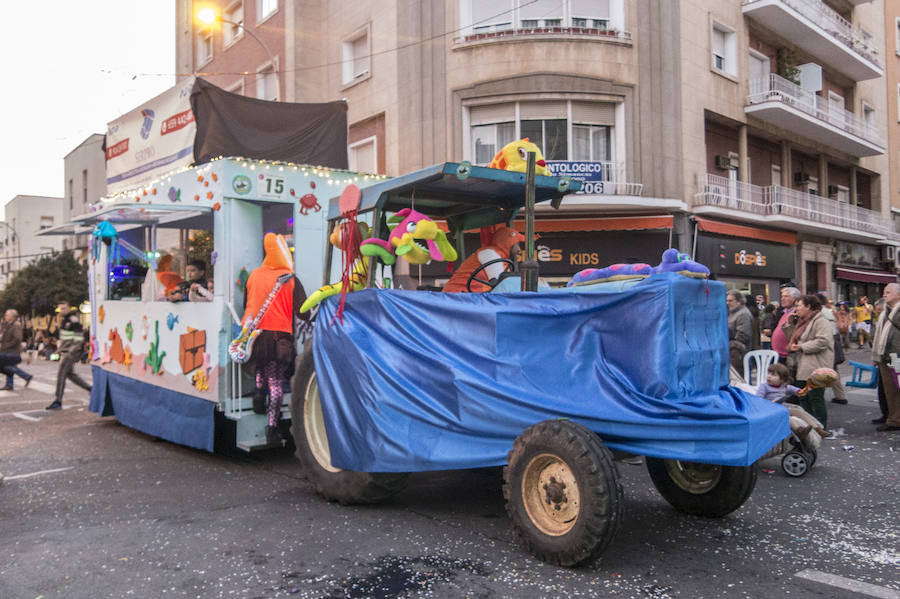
left=453, top=26, right=632, bottom=47
left=745, top=74, right=884, bottom=157
left=742, top=0, right=882, bottom=81
left=695, top=173, right=893, bottom=242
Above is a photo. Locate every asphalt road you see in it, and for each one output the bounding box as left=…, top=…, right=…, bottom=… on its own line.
left=1, top=350, right=898, bottom=599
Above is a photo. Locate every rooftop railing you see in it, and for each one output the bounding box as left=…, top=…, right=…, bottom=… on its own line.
left=695, top=173, right=893, bottom=237
left=742, top=0, right=881, bottom=68
left=747, top=73, right=885, bottom=148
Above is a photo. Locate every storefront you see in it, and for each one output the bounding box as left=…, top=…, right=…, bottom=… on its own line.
left=693, top=218, right=796, bottom=307
left=419, top=215, right=676, bottom=286
left=833, top=241, right=897, bottom=303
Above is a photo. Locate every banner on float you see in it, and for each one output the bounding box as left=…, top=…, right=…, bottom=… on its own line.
left=106, top=77, right=197, bottom=194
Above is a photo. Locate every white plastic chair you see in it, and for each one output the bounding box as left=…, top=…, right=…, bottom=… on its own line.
left=743, top=349, right=779, bottom=387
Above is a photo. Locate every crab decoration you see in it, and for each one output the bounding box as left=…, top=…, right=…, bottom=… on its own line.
left=298, top=193, right=321, bottom=215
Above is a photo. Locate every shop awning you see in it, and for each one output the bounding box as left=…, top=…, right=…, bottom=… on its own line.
left=694, top=217, right=797, bottom=245
left=834, top=266, right=898, bottom=284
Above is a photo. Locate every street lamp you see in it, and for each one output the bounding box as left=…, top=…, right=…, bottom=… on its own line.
left=196, top=8, right=281, bottom=101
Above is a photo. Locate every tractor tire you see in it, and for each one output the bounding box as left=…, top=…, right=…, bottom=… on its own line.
left=290, top=343, right=408, bottom=505
left=503, top=420, right=623, bottom=567
left=645, top=458, right=757, bottom=518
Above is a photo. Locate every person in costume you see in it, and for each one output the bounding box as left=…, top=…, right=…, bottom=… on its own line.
left=241, top=233, right=308, bottom=444
left=443, top=226, right=525, bottom=293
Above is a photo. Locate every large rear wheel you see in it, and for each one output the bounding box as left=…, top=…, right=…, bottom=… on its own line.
left=645, top=458, right=756, bottom=518
left=291, top=344, right=408, bottom=504
left=503, top=420, right=623, bottom=566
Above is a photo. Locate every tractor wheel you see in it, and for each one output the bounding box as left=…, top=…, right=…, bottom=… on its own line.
left=503, top=420, right=623, bottom=567
left=291, top=344, right=408, bottom=504
left=781, top=451, right=810, bottom=477
left=646, top=458, right=757, bottom=517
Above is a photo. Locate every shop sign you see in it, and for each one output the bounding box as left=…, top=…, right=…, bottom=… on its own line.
left=420, top=230, right=670, bottom=278
left=696, top=235, right=794, bottom=279
left=545, top=161, right=613, bottom=195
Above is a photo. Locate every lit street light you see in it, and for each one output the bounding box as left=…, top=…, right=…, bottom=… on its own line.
left=196, top=8, right=281, bottom=101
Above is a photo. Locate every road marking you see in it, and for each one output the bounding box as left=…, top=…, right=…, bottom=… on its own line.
left=5, top=467, right=74, bottom=481
left=0, top=381, right=58, bottom=395
left=13, top=412, right=40, bottom=421
left=795, top=569, right=900, bottom=598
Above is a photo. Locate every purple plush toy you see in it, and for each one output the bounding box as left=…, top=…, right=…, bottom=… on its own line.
left=567, top=248, right=709, bottom=287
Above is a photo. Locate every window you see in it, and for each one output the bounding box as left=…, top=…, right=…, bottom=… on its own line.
left=257, top=0, right=277, bottom=22
left=197, top=26, right=213, bottom=66
left=68, top=178, right=73, bottom=210
left=462, top=0, right=619, bottom=35
left=225, top=79, right=245, bottom=95
left=224, top=2, right=244, bottom=46
left=256, top=65, right=277, bottom=101
left=82, top=169, right=88, bottom=205
left=39, top=216, right=54, bottom=230
left=711, top=21, right=736, bottom=76
left=342, top=28, right=370, bottom=85
left=468, top=100, right=618, bottom=165
left=771, top=164, right=782, bottom=186
left=896, top=17, right=900, bottom=55
left=348, top=137, right=377, bottom=173
left=808, top=176, right=819, bottom=196
left=863, top=103, right=875, bottom=135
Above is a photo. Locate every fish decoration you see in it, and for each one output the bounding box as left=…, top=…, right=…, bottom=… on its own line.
left=125, top=321, right=134, bottom=341
left=168, top=187, right=181, bottom=202
left=98, top=304, right=105, bottom=324
left=166, top=313, right=179, bottom=330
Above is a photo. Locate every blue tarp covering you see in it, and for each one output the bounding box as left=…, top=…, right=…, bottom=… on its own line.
left=313, top=274, right=789, bottom=472
left=90, top=367, right=216, bottom=452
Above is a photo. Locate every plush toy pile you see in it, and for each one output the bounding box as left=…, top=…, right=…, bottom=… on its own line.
left=567, top=248, right=710, bottom=287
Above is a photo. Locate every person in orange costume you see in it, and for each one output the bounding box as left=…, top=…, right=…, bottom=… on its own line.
left=155, top=254, right=184, bottom=299
left=241, top=233, right=309, bottom=444
left=443, top=226, right=525, bottom=293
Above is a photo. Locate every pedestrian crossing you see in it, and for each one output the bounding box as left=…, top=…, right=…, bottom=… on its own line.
left=0, top=376, right=89, bottom=420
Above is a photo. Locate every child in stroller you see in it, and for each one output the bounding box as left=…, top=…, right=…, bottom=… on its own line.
left=756, top=363, right=829, bottom=476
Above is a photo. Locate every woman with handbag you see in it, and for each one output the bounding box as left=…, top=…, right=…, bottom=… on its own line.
left=785, top=295, right=834, bottom=429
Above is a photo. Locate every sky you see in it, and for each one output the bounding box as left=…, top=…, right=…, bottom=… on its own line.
left=0, top=2, right=176, bottom=219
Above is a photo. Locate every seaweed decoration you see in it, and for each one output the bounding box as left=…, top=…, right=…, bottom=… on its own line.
left=144, top=320, right=166, bottom=374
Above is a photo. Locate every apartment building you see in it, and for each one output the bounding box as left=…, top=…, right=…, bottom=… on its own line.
left=175, top=0, right=891, bottom=301
left=0, top=195, right=64, bottom=290
left=886, top=1, right=900, bottom=232
left=63, top=133, right=107, bottom=257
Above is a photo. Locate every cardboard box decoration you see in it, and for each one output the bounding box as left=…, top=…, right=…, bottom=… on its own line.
left=179, top=328, right=206, bottom=374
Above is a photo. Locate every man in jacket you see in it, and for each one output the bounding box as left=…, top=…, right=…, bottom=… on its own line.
left=46, top=301, right=91, bottom=410
left=0, top=309, right=32, bottom=390
left=870, top=283, right=900, bottom=431
left=726, top=290, right=753, bottom=376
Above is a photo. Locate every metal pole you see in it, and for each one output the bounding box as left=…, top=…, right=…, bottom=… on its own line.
left=521, top=152, right=538, bottom=292
left=220, top=18, right=280, bottom=101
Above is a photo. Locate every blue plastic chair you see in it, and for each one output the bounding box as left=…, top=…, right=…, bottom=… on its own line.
left=847, top=361, right=878, bottom=388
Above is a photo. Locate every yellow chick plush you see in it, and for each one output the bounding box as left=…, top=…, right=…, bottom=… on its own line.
left=488, top=138, right=550, bottom=176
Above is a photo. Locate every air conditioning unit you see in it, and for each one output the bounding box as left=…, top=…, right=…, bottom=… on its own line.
left=794, top=172, right=810, bottom=185
left=714, top=155, right=732, bottom=170
left=882, top=245, right=896, bottom=263
left=827, top=185, right=840, bottom=196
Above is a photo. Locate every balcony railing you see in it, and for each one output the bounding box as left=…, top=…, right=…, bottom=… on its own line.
left=695, top=173, right=893, bottom=237
left=747, top=73, right=884, bottom=147
left=742, top=0, right=881, bottom=68
left=453, top=27, right=632, bottom=45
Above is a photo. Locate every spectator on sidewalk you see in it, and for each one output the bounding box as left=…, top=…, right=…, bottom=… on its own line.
left=854, top=296, right=873, bottom=348
left=760, top=303, right=777, bottom=350
left=816, top=294, right=847, bottom=405
left=0, top=309, right=32, bottom=390
left=46, top=301, right=90, bottom=410
left=726, top=290, right=753, bottom=377
left=870, top=284, right=900, bottom=432
left=772, top=287, right=801, bottom=364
